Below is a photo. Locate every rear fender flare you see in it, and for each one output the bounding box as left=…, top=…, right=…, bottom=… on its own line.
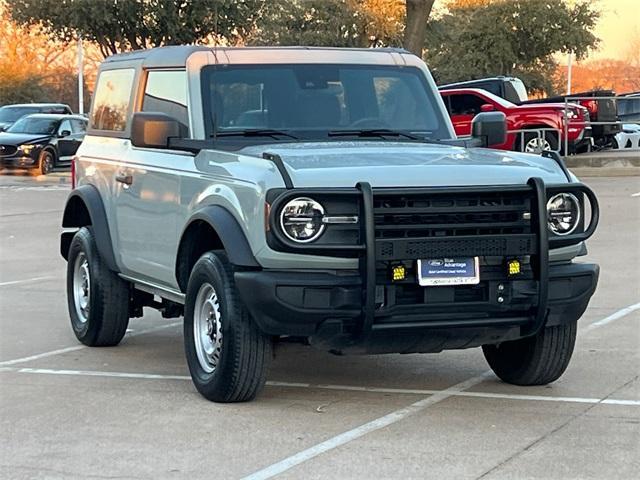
left=61, top=184, right=118, bottom=272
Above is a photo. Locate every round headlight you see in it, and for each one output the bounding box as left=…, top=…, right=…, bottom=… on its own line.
left=547, top=193, right=580, bottom=236
left=279, top=197, right=326, bottom=243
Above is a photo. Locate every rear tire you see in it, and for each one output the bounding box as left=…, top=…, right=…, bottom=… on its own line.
left=482, top=322, right=577, bottom=386
left=66, top=227, right=130, bottom=346
left=184, top=251, right=272, bottom=402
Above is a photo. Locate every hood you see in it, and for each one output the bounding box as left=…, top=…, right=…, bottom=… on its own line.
left=0, top=132, right=52, bottom=145
left=239, top=141, right=570, bottom=188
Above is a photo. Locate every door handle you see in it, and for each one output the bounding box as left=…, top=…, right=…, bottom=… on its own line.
left=115, top=173, right=133, bottom=186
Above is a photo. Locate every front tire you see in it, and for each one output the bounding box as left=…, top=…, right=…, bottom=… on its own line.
left=184, top=251, right=272, bottom=402
left=482, top=322, right=577, bottom=386
left=518, top=131, right=559, bottom=154
left=36, top=150, right=54, bottom=175
left=66, top=227, right=130, bottom=346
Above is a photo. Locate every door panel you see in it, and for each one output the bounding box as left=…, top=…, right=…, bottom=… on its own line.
left=113, top=148, right=192, bottom=288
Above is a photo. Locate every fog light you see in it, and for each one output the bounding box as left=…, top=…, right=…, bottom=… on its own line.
left=507, top=259, right=521, bottom=276
left=391, top=264, right=406, bottom=282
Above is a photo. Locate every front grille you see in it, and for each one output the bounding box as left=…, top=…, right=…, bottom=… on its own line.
left=373, top=188, right=536, bottom=260
left=0, top=145, right=17, bottom=157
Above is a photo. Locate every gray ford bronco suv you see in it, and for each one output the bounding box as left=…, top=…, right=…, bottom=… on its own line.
left=61, top=46, right=599, bottom=402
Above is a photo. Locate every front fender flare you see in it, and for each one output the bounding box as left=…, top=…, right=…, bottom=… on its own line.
left=61, top=184, right=118, bottom=272
left=180, top=206, right=259, bottom=268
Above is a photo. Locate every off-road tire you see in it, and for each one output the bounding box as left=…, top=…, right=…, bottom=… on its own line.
left=36, top=150, right=54, bottom=175
left=184, top=251, right=272, bottom=402
left=482, top=322, right=577, bottom=386
left=66, top=226, right=130, bottom=346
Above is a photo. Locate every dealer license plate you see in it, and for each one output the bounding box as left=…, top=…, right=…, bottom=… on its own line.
left=417, top=257, right=480, bottom=286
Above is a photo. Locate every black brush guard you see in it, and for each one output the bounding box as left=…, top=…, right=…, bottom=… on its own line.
left=265, top=178, right=599, bottom=340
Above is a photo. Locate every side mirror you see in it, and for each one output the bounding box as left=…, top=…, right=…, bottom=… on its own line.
left=131, top=112, right=186, bottom=149
left=480, top=104, right=495, bottom=112
left=59, top=130, right=71, bottom=137
left=471, top=111, right=507, bottom=147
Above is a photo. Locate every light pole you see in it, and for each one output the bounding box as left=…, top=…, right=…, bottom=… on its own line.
left=566, top=51, right=573, bottom=95
left=77, top=37, right=84, bottom=114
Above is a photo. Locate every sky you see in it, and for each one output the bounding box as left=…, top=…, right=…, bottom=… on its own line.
left=433, top=0, right=640, bottom=62
left=586, top=0, right=639, bottom=61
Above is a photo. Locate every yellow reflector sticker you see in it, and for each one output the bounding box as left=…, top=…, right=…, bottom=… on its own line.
left=392, top=265, right=406, bottom=281
left=508, top=259, right=521, bottom=276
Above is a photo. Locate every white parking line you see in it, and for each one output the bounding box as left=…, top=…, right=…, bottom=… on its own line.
left=0, top=321, right=182, bottom=367
left=631, top=192, right=640, bottom=197
left=0, top=276, right=57, bottom=287
left=2, top=367, right=638, bottom=407
left=583, top=302, right=640, bottom=333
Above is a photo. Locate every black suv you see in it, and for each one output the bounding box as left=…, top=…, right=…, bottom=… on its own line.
left=0, top=114, right=88, bottom=175
left=0, top=103, right=73, bottom=132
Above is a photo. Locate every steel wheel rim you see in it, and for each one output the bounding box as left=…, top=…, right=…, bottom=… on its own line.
left=524, top=137, right=552, bottom=153
left=193, top=282, right=223, bottom=374
left=73, top=252, right=90, bottom=324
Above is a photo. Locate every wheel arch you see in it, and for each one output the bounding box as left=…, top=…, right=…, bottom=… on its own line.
left=514, top=124, right=560, bottom=150
left=175, top=206, right=259, bottom=293
left=60, top=184, right=118, bottom=272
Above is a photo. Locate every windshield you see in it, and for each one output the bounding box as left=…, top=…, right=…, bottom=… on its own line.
left=0, top=106, right=39, bottom=123
left=7, top=117, right=59, bottom=135
left=201, top=64, right=450, bottom=142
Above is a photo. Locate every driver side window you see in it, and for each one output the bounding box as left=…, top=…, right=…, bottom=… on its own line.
left=449, top=94, right=486, bottom=116
left=58, top=119, right=72, bottom=135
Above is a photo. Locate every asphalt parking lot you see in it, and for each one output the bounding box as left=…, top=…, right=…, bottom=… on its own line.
left=0, top=172, right=638, bottom=480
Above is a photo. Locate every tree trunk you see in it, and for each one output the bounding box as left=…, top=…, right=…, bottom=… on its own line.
left=404, top=0, right=435, bottom=57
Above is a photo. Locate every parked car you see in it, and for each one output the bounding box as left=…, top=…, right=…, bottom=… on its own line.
left=0, top=114, right=87, bottom=175
left=617, top=93, right=640, bottom=123
left=613, top=123, right=640, bottom=150
left=439, top=76, right=528, bottom=103
left=439, top=88, right=591, bottom=153
left=522, top=90, right=620, bottom=150
left=61, top=46, right=599, bottom=403
left=440, top=78, right=621, bottom=150
left=0, top=103, right=73, bottom=132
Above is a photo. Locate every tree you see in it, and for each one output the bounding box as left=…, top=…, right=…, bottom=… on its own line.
left=7, top=0, right=268, bottom=58
left=404, top=0, right=435, bottom=56
left=424, top=0, right=600, bottom=95
left=0, top=0, right=94, bottom=106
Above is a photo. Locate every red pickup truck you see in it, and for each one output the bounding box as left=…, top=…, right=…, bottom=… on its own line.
left=440, top=88, right=591, bottom=153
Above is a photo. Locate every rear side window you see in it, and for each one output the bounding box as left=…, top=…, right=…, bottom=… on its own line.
left=142, top=70, right=189, bottom=130
left=90, top=69, right=135, bottom=132
left=71, top=119, right=87, bottom=133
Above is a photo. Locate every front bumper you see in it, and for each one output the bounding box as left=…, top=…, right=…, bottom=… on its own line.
left=0, top=154, right=37, bottom=169
left=239, top=178, right=599, bottom=354
left=235, top=261, right=598, bottom=353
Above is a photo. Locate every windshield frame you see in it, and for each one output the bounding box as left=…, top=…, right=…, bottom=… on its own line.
left=200, top=63, right=452, bottom=145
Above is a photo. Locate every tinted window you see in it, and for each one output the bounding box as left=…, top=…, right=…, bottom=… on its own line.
left=59, top=119, right=72, bottom=134
left=0, top=106, right=39, bottom=122
left=71, top=119, right=87, bottom=133
left=202, top=64, right=449, bottom=141
left=449, top=94, right=486, bottom=116
left=142, top=70, right=189, bottom=130
left=90, top=69, right=135, bottom=131
left=7, top=117, right=59, bottom=135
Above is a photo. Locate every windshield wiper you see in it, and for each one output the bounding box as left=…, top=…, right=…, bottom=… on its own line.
left=212, top=129, right=299, bottom=140
left=327, top=129, right=423, bottom=140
